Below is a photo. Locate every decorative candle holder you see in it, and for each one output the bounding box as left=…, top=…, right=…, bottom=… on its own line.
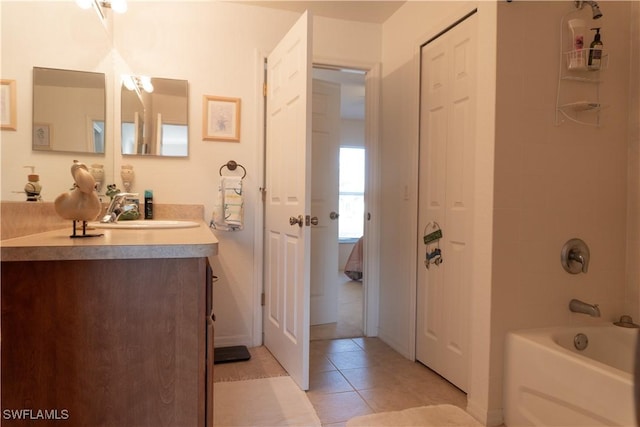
left=90, top=164, right=105, bottom=194
left=121, top=164, right=134, bottom=192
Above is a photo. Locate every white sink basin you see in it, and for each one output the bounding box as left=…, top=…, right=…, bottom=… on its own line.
left=90, top=220, right=200, bottom=229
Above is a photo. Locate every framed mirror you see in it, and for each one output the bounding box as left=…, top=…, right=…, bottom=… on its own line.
left=121, top=76, right=188, bottom=157
left=32, top=67, right=106, bottom=154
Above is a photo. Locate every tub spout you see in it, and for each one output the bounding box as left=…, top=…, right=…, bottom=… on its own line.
left=569, top=299, right=601, bottom=317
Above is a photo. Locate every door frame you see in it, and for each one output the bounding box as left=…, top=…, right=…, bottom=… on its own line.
left=252, top=54, right=381, bottom=345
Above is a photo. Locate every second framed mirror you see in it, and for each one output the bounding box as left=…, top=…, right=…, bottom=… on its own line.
left=121, top=76, right=188, bottom=157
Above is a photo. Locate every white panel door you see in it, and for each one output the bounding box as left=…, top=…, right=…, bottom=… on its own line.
left=416, top=13, right=477, bottom=392
left=263, top=11, right=312, bottom=391
left=310, top=79, right=340, bottom=326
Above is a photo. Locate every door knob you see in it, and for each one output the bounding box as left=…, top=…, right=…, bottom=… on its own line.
left=289, top=215, right=303, bottom=227
left=310, top=216, right=319, bottom=226
left=330, top=211, right=339, bottom=220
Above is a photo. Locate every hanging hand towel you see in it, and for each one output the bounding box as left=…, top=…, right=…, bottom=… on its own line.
left=211, top=176, right=244, bottom=231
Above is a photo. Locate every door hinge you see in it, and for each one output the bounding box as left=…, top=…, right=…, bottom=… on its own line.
left=261, top=292, right=265, bottom=306
left=263, top=83, right=268, bottom=97
left=259, top=187, right=266, bottom=202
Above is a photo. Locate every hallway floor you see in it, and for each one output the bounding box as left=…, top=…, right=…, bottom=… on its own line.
left=310, top=274, right=363, bottom=341
left=215, top=337, right=467, bottom=427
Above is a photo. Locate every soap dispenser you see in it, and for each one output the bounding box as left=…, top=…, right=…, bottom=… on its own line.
left=588, top=28, right=603, bottom=70
left=24, top=166, right=42, bottom=201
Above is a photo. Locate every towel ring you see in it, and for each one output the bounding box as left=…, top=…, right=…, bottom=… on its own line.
left=219, top=160, right=247, bottom=179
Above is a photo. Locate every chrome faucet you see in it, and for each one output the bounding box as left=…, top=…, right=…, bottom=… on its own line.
left=101, top=192, right=139, bottom=223
left=568, top=251, right=589, bottom=273
left=561, top=238, right=590, bottom=274
left=569, top=299, right=601, bottom=317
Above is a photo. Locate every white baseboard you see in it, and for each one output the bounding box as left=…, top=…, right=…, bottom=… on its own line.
left=466, top=399, right=504, bottom=427
left=214, top=334, right=253, bottom=349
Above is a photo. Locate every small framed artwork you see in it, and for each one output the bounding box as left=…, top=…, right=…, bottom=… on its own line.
left=1, top=79, right=17, bottom=131
left=33, top=123, right=52, bottom=149
left=203, top=95, right=241, bottom=142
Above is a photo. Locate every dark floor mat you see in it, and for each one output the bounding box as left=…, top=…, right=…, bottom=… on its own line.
left=214, top=345, right=251, bottom=364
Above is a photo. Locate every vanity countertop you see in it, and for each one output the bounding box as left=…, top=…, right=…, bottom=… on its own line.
left=1, top=221, right=218, bottom=262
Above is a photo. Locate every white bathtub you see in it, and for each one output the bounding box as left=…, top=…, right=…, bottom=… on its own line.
left=503, top=324, right=638, bottom=426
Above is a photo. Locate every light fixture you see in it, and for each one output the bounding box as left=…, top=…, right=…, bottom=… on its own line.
left=122, top=75, right=154, bottom=94
left=76, top=0, right=93, bottom=10
left=76, top=0, right=127, bottom=20
left=105, top=0, right=128, bottom=14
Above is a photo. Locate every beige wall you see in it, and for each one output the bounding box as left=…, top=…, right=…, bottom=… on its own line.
left=627, top=1, right=640, bottom=323
left=492, top=0, right=632, bottom=417
left=0, top=1, right=381, bottom=349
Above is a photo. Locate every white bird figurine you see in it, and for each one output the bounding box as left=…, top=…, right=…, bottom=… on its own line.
left=54, top=160, right=102, bottom=222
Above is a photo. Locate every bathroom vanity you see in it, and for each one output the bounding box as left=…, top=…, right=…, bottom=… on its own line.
left=1, top=223, right=218, bottom=426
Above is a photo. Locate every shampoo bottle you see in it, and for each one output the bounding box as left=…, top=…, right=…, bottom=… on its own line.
left=588, top=28, right=603, bottom=70
left=568, top=18, right=586, bottom=69
left=144, top=190, right=153, bottom=219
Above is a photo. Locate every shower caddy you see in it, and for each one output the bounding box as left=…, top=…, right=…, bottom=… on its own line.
left=555, top=14, right=608, bottom=127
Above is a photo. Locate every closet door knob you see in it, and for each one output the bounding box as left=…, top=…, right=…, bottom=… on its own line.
left=329, top=211, right=339, bottom=220
left=310, top=216, right=319, bottom=226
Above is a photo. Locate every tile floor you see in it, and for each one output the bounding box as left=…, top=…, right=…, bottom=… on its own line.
left=215, top=337, right=467, bottom=427
left=308, top=337, right=467, bottom=426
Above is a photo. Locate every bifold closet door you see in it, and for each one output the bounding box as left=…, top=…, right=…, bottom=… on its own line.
left=416, top=12, right=477, bottom=393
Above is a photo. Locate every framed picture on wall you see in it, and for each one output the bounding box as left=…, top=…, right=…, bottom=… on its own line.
left=33, top=123, right=52, bottom=149
left=1, top=79, right=17, bottom=131
left=203, top=95, right=241, bottom=142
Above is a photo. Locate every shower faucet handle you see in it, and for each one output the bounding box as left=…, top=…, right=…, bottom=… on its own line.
left=561, top=238, right=590, bottom=274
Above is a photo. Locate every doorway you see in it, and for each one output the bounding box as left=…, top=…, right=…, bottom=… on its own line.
left=260, top=13, right=381, bottom=389
left=310, top=66, right=366, bottom=341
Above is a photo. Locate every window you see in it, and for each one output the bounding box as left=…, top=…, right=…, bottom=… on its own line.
left=339, top=146, right=365, bottom=241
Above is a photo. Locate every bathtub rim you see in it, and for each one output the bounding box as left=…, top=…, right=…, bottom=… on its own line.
left=505, top=323, right=636, bottom=380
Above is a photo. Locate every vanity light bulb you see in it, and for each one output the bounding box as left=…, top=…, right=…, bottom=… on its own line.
left=110, top=0, right=128, bottom=14
left=140, top=77, right=154, bottom=93
left=76, top=0, right=93, bottom=9
left=123, top=75, right=136, bottom=91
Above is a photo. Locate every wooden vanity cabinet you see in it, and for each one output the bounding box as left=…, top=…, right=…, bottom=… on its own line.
left=1, top=256, right=214, bottom=427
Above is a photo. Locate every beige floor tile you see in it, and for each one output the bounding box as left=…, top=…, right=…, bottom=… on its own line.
left=339, top=365, right=402, bottom=391
left=403, top=374, right=466, bottom=408
left=311, top=338, right=362, bottom=354
left=351, top=336, right=393, bottom=352
left=310, top=352, right=337, bottom=373
left=327, top=349, right=377, bottom=370
left=306, top=391, right=373, bottom=425
left=357, top=386, right=429, bottom=413
left=308, top=370, right=355, bottom=395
